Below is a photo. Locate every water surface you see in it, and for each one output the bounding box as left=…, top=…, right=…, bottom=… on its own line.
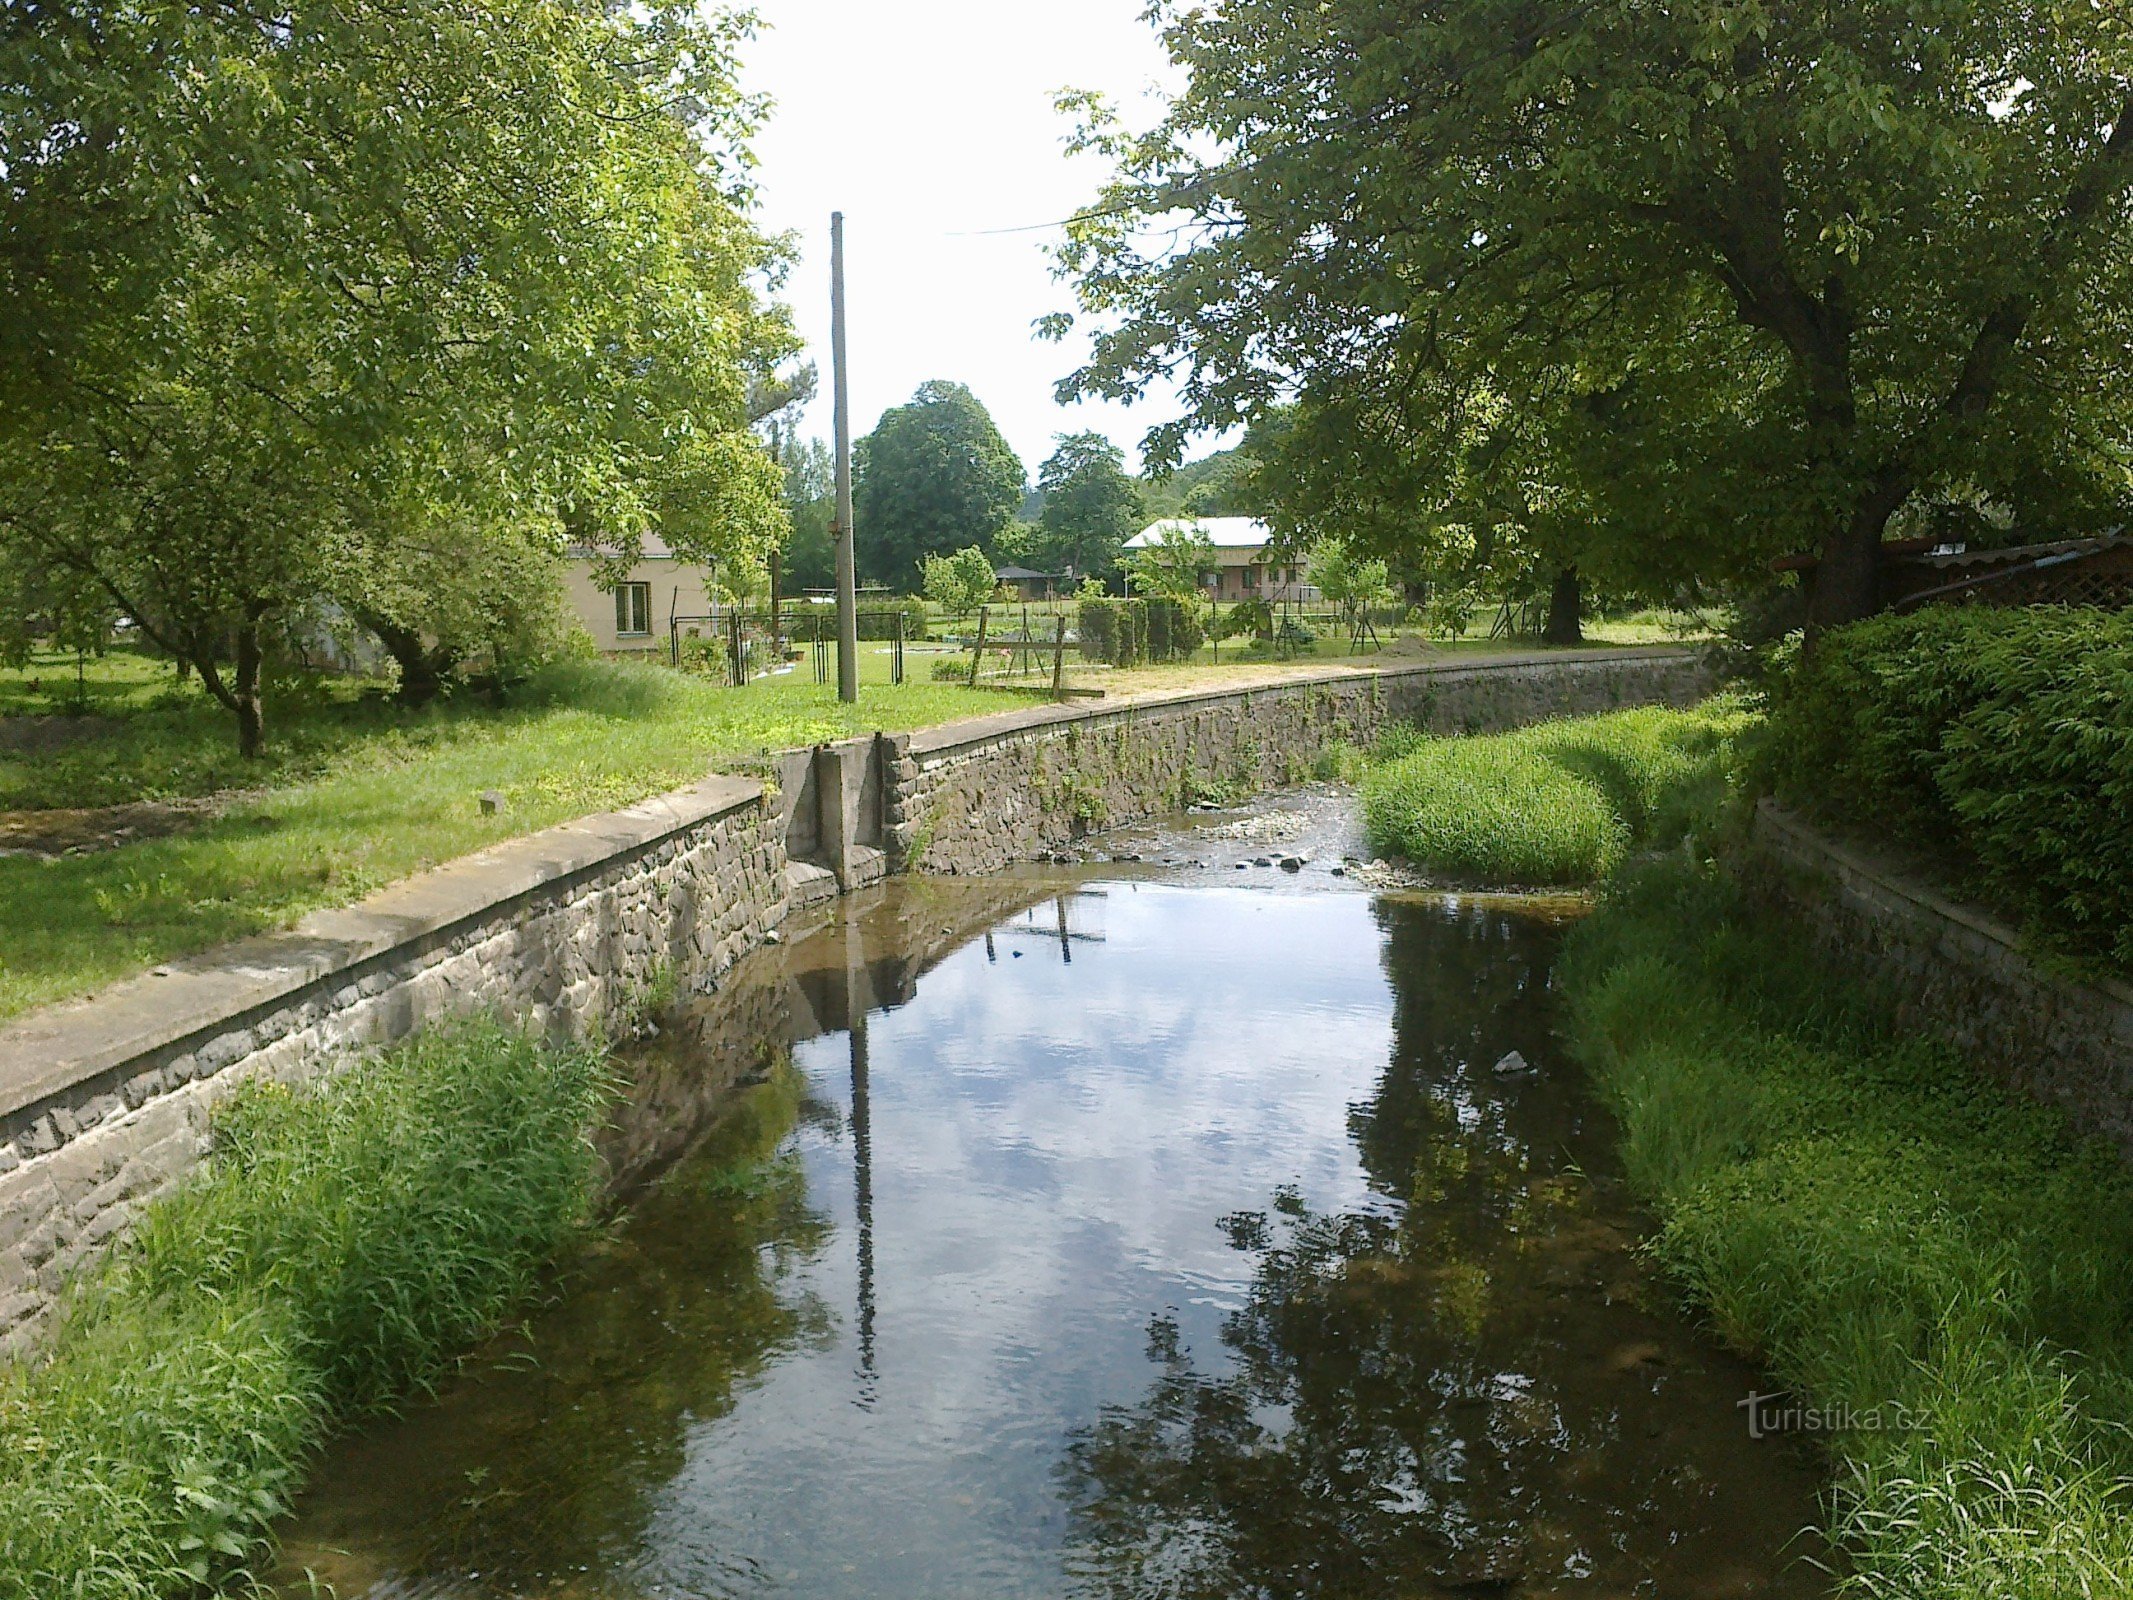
left=277, top=857, right=1829, bottom=1599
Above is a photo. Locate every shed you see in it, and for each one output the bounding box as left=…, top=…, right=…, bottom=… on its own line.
left=1774, top=531, right=2133, bottom=615
left=994, top=565, right=1066, bottom=602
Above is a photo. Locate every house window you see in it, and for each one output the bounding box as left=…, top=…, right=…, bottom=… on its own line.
left=614, top=582, right=652, bottom=638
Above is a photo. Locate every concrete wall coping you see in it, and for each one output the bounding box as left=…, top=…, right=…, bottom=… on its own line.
left=1755, top=798, right=2133, bottom=1010
left=0, top=773, right=767, bottom=1125
left=0, top=647, right=1695, bottom=1131
left=903, top=645, right=1697, bottom=762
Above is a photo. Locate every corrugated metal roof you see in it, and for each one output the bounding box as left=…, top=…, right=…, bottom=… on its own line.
left=1124, top=517, right=1275, bottom=553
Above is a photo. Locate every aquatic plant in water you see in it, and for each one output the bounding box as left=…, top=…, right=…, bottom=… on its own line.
left=1360, top=700, right=1749, bottom=886
left=0, top=1020, right=614, bottom=1599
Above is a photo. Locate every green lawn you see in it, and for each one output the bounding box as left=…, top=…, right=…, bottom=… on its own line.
left=0, top=650, right=1032, bottom=1022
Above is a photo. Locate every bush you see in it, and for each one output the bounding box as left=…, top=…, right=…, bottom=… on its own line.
left=1360, top=701, right=1749, bottom=884
left=1563, top=855, right=2133, bottom=1597
left=0, top=1021, right=614, bottom=1599
left=1078, top=597, right=1200, bottom=667
left=1760, top=607, right=2133, bottom=970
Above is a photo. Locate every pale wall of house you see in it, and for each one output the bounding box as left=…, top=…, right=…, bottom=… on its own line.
left=1212, top=557, right=1319, bottom=604
left=564, top=559, right=716, bottom=653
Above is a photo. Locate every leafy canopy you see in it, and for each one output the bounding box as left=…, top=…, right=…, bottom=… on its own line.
left=920, top=546, right=999, bottom=621
left=1050, top=0, right=2133, bottom=627
left=1, top=0, right=793, bottom=749
left=854, top=382, right=1026, bottom=588
left=1036, top=432, right=1146, bottom=583
left=1124, top=524, right=1215, bottom=609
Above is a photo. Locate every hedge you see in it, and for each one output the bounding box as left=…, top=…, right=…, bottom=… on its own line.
left=1760, top=607, right=2133, bottom=969
left=1077, top=598, right=1201, bottom=667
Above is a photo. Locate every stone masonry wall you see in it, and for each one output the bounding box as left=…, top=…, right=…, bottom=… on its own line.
left=888, top=650, right=1714, bottom=876
left=1752, top=801, right=2133, bottom=1159
left=0, top=647, right=1707, bottom=1355
left=0, top=779, right=788, bottom=1356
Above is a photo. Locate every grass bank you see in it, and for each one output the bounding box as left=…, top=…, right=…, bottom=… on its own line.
left=1565, top=853, right=2133, bottom=1597
left=0, top=1020, right=614, bottom=1599
left=0, top=652, right=1028, bottom=1021
left=1360, top=700, right=1747, bottom=885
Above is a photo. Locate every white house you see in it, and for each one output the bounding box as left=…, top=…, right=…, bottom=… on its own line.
left=1123, top=518, right=1320, bottom=604
left=563, top=533, right=717, bottom=653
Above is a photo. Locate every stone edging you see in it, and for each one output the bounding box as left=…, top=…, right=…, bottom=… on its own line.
left=0, top=775, right=766, bottom=1135
left=1751, top=799, right=2133, bottom=1155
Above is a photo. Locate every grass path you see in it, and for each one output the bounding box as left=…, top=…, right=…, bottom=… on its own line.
left=0, top=660, right=1034, bottom=1022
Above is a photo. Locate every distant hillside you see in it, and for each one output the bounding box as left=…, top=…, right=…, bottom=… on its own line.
left=1139, top=445, right=1260, bottom=521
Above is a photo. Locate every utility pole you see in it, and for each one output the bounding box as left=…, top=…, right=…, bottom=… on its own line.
left=831, top=212, right=860, bottom=703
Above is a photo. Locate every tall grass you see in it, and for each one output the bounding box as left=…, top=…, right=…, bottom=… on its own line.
left=0, top=1021, right=614, bottom=1599
left=1564, top=858, right=2133, bottom=1597
left=1360, top=700, right=1749, bottom=884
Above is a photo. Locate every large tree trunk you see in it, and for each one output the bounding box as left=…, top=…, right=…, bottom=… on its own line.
left=1805, top=475, right=1910, bottom=638
left=355, top=608, right=457, bottom=707
left=194, top=618, right=268, bottom=757
left=1542, top=565, right=1583, bottom=646
left=1804, top=527, right=1881, bottom=635
left=231, top=621, right=265, bottom=759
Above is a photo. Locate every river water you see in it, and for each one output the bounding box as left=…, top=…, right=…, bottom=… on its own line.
left=273, top=797, right=1830, bottom=1599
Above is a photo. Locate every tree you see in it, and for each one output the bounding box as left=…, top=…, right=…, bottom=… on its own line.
left=1307, top=538, right=1395, bottom=647
left=920, top=546, right=998, bottom=627
left=1036, top=433, right=1145, bottom=583
left=1124, top=524, right=1217, bottom=642
left=1051, top=3, right=2133, bottom=634
left=1140, top=443, right=1265, bottom=522
left=854, top=382, right=1025, bottom=588
left=775, top=436, right=839, bottom=596
left=0, top=0, right=792, bottom=752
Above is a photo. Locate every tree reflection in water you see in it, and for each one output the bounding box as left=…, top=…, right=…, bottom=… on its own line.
left=1061, top=899, right=1827, bottom=1600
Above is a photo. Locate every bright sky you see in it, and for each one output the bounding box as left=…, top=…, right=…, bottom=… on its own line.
left=740, top=0, right=1187, bottom=479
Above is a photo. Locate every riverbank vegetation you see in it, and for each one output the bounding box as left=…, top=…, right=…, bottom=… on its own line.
left=1761, top=607, right=2133, bottom=973
left=1566, top=857, right=2133, bottom=1597
left=0, top=1022, right=614, bottom=1599
left=0, top=652, right=1024, bottom=1022
left=1360, top=701, right=1747, bottom=885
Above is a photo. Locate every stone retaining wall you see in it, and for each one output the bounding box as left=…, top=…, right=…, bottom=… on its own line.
left=0, top=647, right=1705, bottom=1353
left=889, top=650, right=1715, bottom=876
left=1751, top=801, right=2133, bottom=1158
left=0, top=778, right=787, bottom=1355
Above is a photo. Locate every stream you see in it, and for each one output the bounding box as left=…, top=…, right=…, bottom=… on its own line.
left=272, top=793, right=1830, bottom=1599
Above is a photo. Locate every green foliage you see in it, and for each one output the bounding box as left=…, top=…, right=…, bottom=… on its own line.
left=0, top=651, right=1031, bottom=1020
left=1136, top=443, right=1263, bottom=521
left=774, top=435, right=839, bottom=595
left=1215, top=597, right=1275, bottom=644
left=853, top=382, right=1025, bottom=587
left=1564, top=857, right=2133, bottom=1598
left=1036, top=432, right=1144, bottom=583
left=1425, top=584, right=1479, bottom=641
left=1760, top=607, right=2133, bottom=970
left=2, top=0, right=793, bottom=752
left=1361, top=703, right=1749, bottom=885
left=0, top=1021, right=615, bottom=1598
left=1306, top=538, right=1393, bottom=627
left=1077, top=597, right=1118, bottom=664
left=1075, top=598, right=1198, bottom=668
left=1122, top=522, right=1215, bottom=603
left=920, top=546, right=997, bottom=622
left=853, top=597, right=933, bottom=643
left=1052, top=2, right=2133, bottom=629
